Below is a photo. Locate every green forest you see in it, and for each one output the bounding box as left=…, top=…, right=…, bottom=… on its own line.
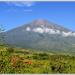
left=0, top=45, right=75, bottom=74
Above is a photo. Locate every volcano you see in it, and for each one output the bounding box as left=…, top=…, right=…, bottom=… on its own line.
left=4, top=19, right=75, bottom=53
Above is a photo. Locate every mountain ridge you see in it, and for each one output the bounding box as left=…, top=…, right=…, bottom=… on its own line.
left=4, top=19, right=75, bottom=53
left=6, top=19, right=73, bottom=32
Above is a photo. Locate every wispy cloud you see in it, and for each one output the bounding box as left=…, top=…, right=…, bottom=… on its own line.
left=6, top=1, right=35, bottom=7
left=6, top=8, right=33, bottom=13
left=5, top=1, right=35, bottom=12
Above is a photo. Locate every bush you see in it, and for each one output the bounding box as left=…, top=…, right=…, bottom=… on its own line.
left=32, top=53, right=49, bottom=60
left=51, top=61, right=71, bottom=73
left=6, top=47, right=14, bottom=53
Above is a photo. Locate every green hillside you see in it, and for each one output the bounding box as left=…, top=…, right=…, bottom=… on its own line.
left=0, top=45, right=75, bottom=74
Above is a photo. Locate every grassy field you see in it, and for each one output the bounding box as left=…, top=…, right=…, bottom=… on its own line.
left=0, top=45, right=75, bottom=74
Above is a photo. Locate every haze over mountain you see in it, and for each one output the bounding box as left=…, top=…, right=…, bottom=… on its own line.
left=4, top=19, right=75, bottom=53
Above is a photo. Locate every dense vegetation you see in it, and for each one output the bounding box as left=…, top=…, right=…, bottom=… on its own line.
left=0, top=45, right=75, bottom=74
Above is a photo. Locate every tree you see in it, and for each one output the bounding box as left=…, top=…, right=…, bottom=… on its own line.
left=0, top=25, right=5, bottom=45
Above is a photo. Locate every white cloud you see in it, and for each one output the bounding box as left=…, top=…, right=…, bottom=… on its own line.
left=6, top=1, right=35, bottom=7
left=44, top=28, right=50, bottom=33
left=33, top=27, right=44, bottom=33
left=5, top=1, right=34, bottom=12
left=26, top=27, right=31, bottom=31
left=49, top=29, right=56, bottom=34
left=24, top=2, right=34, bottom=7
left=55, top=30, right=60, bottom=34
left=62, top=31, right=72, bottom=37
left=25, top=27, right=75, bottom=37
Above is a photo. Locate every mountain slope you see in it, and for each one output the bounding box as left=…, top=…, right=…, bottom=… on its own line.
left=4, top=19, right=75, bottom=53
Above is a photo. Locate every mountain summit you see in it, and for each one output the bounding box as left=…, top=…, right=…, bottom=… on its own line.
left=26, top=19, right=71, bottom=32
left=5, top=19, right=75, bottom=53
left=31, top=19, right=49, bottom=25
left=23, top=19, right=75, bottom=37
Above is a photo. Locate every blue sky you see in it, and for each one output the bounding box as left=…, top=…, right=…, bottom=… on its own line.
left=0, top=1, right=75, bottom=31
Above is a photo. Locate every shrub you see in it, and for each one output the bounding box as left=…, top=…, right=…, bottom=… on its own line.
left=51, top=61, right=71, bottom=73
left=32, top=53, right=49, bottom=60
left=6, top=47, right=14, bottom=53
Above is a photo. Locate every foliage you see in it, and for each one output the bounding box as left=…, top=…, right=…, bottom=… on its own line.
left=0, top=46, right=75, bottom=73
left=32, top=53, right=49, bottom=60
left=6, top=47, right=14, bottom=54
